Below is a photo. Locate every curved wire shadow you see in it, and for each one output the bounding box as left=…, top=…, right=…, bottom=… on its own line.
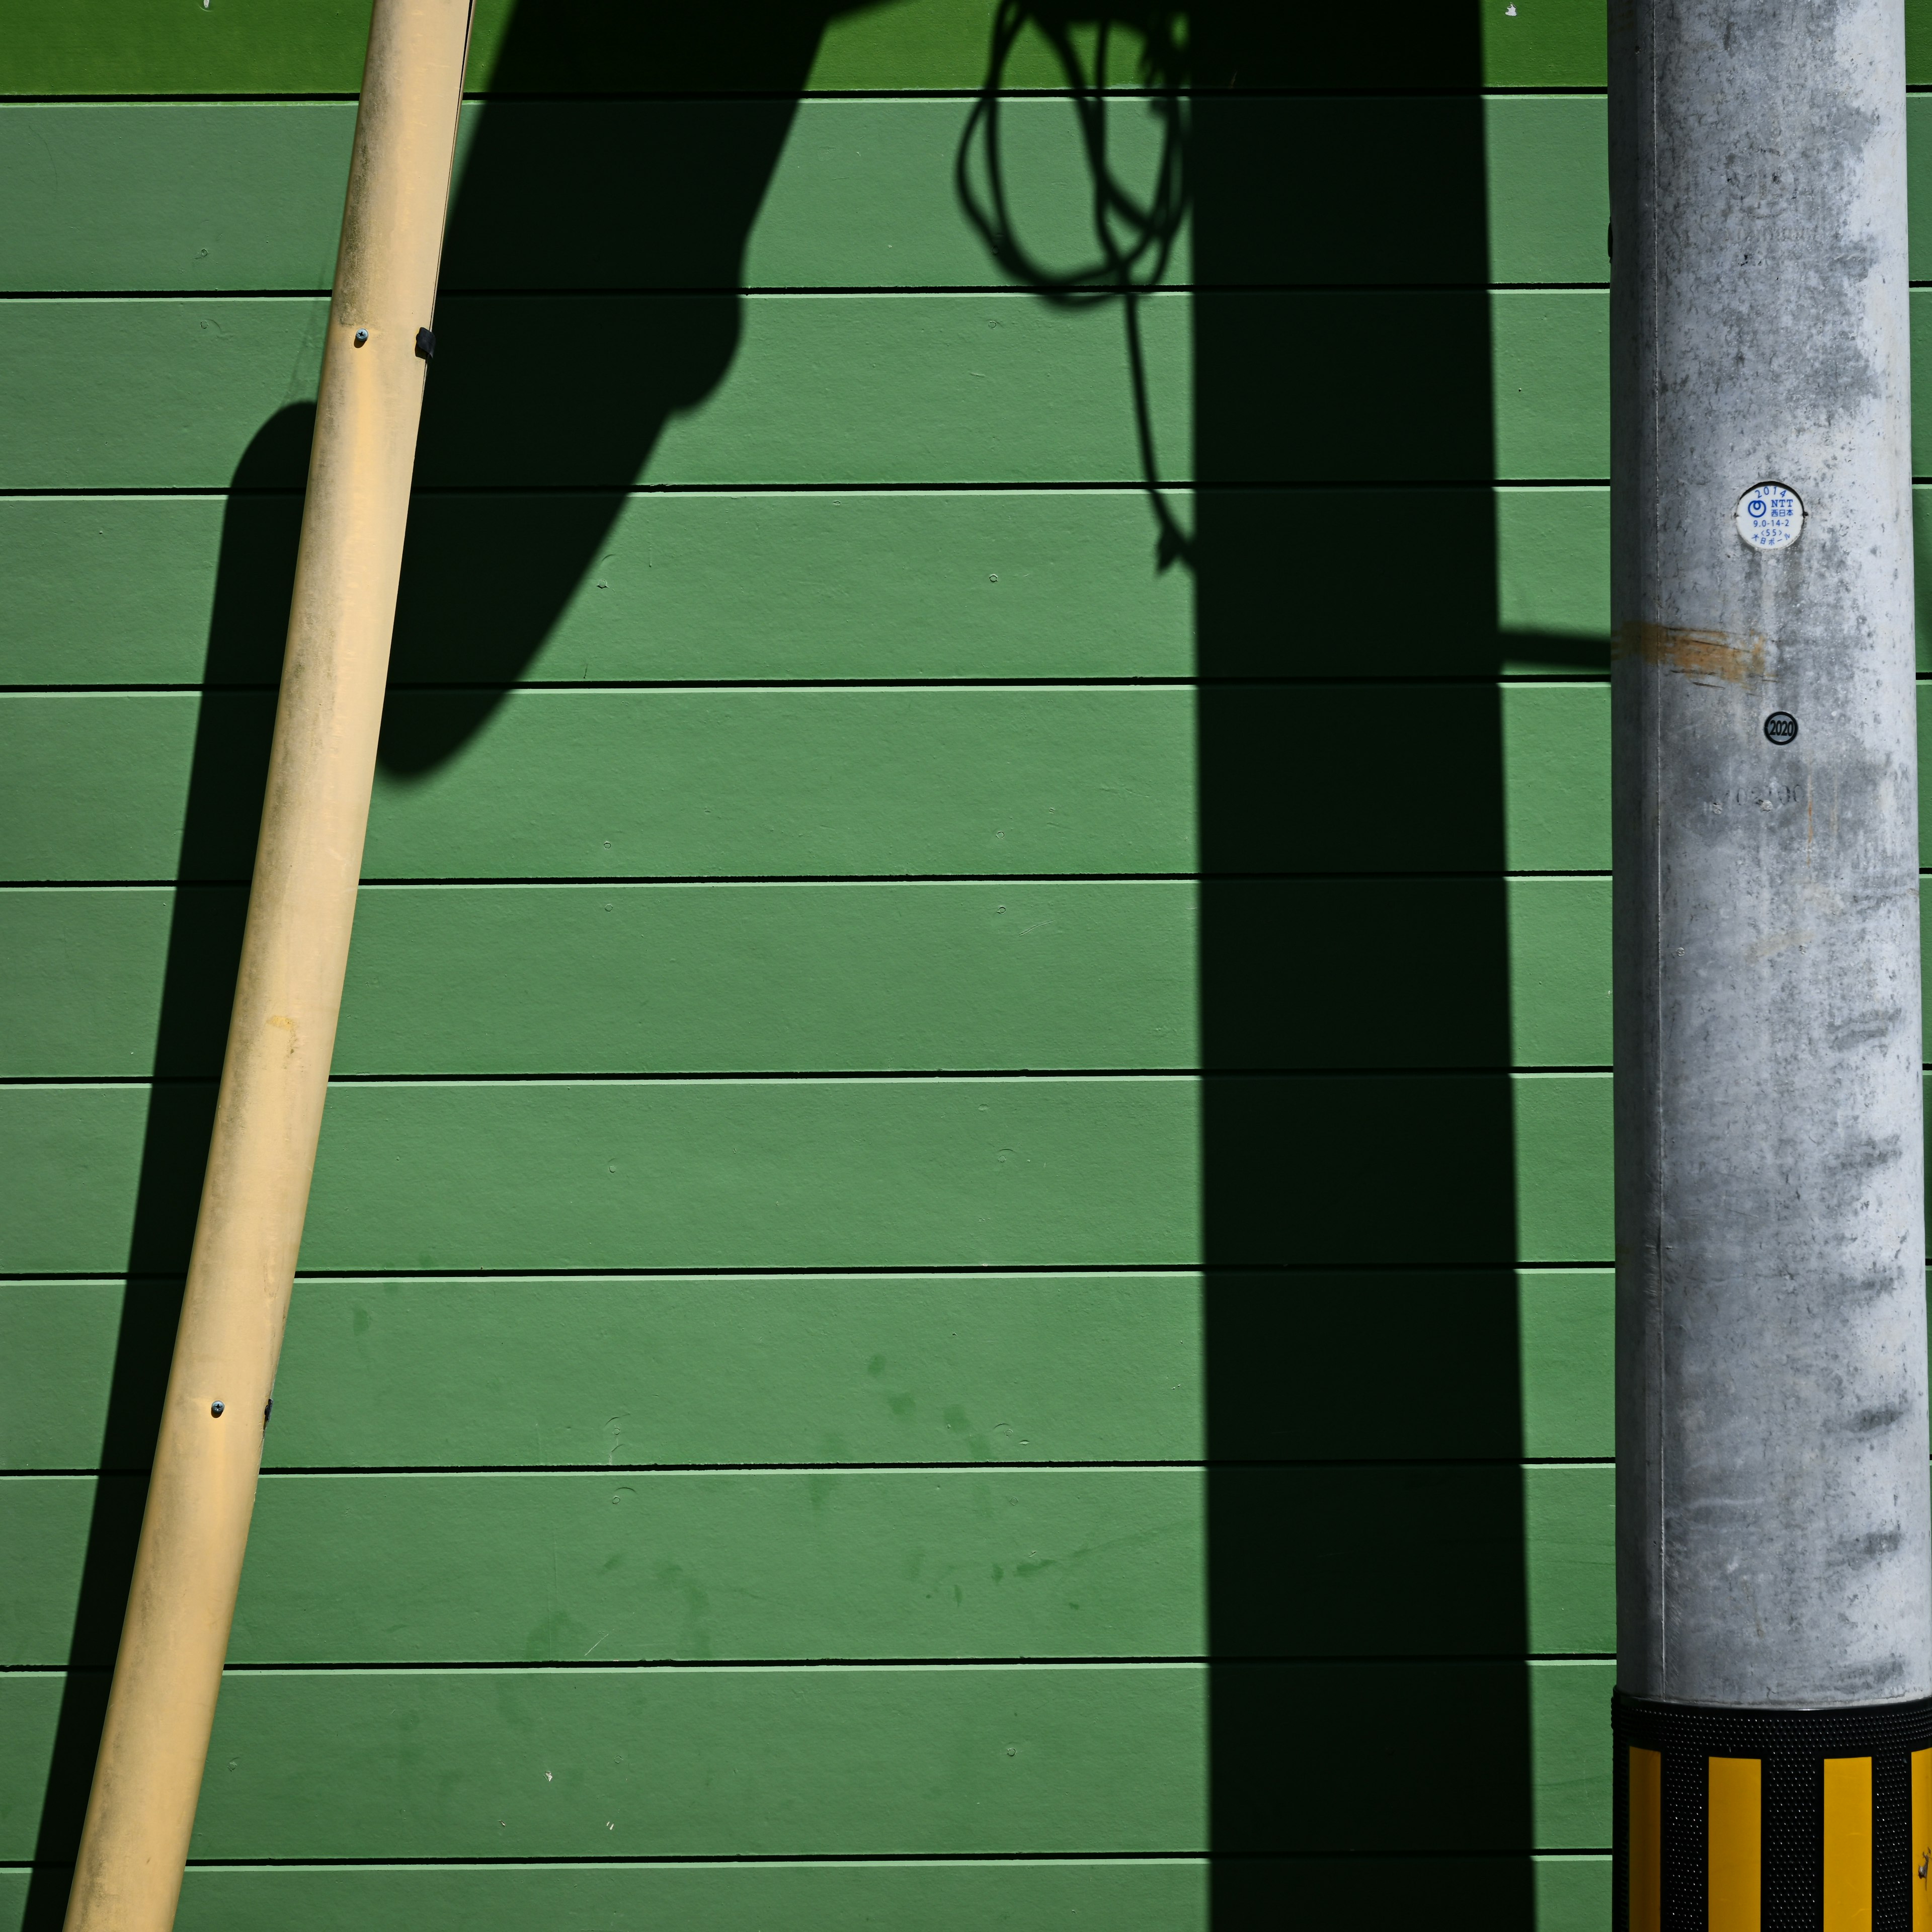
left=954, top=0, right=1193, bottom=569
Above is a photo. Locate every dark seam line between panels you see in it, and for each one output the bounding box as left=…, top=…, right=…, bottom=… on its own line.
left=0, top=1066, right=1617, bottom=1086
left=1, top=872, right=1619, bottom=889
left=0, top=479, right=1618, bottom=498
left=0, top=677, right=1595, bottom=694
left=0, top=1654, right=1613, bottom=1678
left=454, top=279, right=1605, bottom=296
left=0, top=281, right=1611, bottom=298
left=0, top=481, right=1618, bottom=499
left=0, top=1849, right=1614, bottom=1873
left=0, top=284, right=1443, bottom=298
left=0, top=84, right=1611, bottom=104
left=0, top=1068, right=1614, bottom=1087
left=0, top=1261, right=1615, bottom=1284
left=7, top=1453, right=1610, bottom=1472
left=0, top=674, right=1614, bottom=694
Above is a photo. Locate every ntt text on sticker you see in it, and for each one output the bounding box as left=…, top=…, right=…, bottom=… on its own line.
left=1736, top=482, right=1803, bottom=551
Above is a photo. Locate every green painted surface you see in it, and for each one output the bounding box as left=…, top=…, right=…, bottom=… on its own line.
left=1483, top=97, right=1607, bottom=284
left=0, top=96, right=1615, bottom=296
left=0, top=290, right=1610, bottom=491
left=0, top=489, right=1194, bottom=686
left=1496, top=486, right=1610, bottom=660
left=1536, top=1859, right=1615, bottom=1932
left=3, top=1268, right=1612, bottom=1475
left=0, top=485, right=1619, bottom=688
left=4, top=1664, right=1208, bottom=1860
left=1518, top=1271, right=1616, bottom=1460
left=1528, top=1660, right=1615, bottom=1846
left=1, top=1863, right=1215, bottom=1932
left=0, top=0, right=378, bottom=97
left=0, top=683, right=1609, bottom=882
left=0, top=0, right=1635, bottom=1899
left=3, top=687, right=1199, bottom=882
left=10, top=1468, right=1216, bottom=1665
left=0, top=0, right=1614, bottom=97
left=1, top=882, right=1196, bottom=1076
left=5, top=1077, right=1198, bottom=1275
left=0, top=1660, right=1612, bottom=1860
left=0, top=0, right=1137, bottom=97
left=0, top=1072, right=1613, bottom=1276
left=1509, top=878, right=1614, bottom=1064
left=1, top=875, right=1607, bottom=1079
left=1908, top=292, right=1932, bottom=477
left=0, top=1856, right=1614, bottom=1932
left=0, top=1461, right=1611, bottom=1666
left=1481, top=0, right=1604, bottom=88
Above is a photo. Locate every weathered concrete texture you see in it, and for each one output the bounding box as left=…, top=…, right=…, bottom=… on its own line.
left=1612, top=0, right=1930, bottom=1705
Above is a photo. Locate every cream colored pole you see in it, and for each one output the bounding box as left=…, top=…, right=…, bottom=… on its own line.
left=61, top=5, right=472, bottom=1927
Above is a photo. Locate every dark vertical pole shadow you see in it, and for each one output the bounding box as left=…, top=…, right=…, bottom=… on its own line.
left=1187, top=6, right=1538, bottom=1924
left=20, top=407, right=309, bottom=1932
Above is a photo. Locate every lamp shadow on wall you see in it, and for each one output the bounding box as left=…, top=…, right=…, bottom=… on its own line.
left=18, top=5, right=860, bottom=1923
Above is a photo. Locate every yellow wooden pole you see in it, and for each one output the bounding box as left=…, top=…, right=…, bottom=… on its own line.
left=62, top=4, right=472, bottom=1925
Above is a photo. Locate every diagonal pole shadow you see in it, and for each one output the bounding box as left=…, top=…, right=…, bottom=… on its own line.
left=21, top=2, right=871, bottom=1918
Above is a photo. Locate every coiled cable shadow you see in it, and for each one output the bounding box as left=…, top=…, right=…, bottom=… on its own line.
left=956, top=0, right=1194, bottom=569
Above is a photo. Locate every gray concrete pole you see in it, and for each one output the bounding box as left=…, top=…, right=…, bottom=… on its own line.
left=1610, top=0, right=1932, bottom=1918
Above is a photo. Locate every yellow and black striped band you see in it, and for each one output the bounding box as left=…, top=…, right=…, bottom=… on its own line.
left=1614, top=1688, right=1932, bottom=1932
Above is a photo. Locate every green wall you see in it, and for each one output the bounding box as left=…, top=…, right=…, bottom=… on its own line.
left=0, top=0, right=1862, bottom=1923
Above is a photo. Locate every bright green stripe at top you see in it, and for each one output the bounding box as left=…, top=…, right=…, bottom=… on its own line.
left=0, top=0, right=1619, bottom=100
left=33, top=0, right=1932, bottom=99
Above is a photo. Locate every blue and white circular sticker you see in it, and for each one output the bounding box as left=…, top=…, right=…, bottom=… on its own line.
left=1736, top=482, right=1803, bottom=551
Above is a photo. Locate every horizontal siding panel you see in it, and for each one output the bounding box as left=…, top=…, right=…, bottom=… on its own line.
left=1481, top=97, right=1607, bottom=285
left=1202, top=681, right=1609, bottom=876
left=0, top=684, right=1609, bottom=883
left=0, top=97, right=1613, bottom=297
left=1194, top=290, right=1605, bottom=488
left=1, top=881, right=1195, bottom=1077
left=1904, top=92, right=1932, bottom=277
left=0, top=877, right=1610, bottom=1081
left=11, top=1468, right=1212, bottom=1666
left=1201, top=1071, right=1613, bottom=1268
left=0, top=1462, right=1612, bottom=1666
left=1909, top=289, right=1932, bottom=477
left=0, top=1074, right=1611, bottom=1276
left=6, top=1863, right=1212, bottom=1932
left=0, top=291, right=1608, bottom=491
left=8, top=1662, right=1208, bottom=1860
left=2, top=687, right=1196, bottom=883
left=0, top=1659, right=1611, bottom=1860
left=1, top=487, right=1202, bottom=687
left=0, top=99, right=1180, bottom=297
left=0, top=1269, right=1612, bottom=1475
left=0, top=487, right=1619, bottom=690
left=3, top=1077, right=1202, bottom=1276
left=0, top=1854, right=1613, bottom=1932
left=1493, top=485, right=1611, bottom=664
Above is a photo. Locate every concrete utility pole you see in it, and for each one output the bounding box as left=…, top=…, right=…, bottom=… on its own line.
left=1610, top=0, right=1932, bottom=1923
